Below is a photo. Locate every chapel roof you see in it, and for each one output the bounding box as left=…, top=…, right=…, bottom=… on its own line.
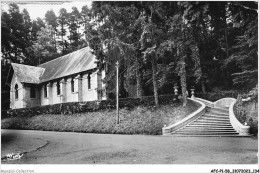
left=39, top=47, right=97, bottom=83
left=11, top=63, right=45, bottom=84
left=11, top=47, right=97, bottom=84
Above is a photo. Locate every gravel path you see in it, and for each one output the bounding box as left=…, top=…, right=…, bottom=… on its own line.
left=1, top=129, right=258, bottom=164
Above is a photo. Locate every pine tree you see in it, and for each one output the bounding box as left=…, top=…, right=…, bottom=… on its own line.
left=22, top=9, right=32, bottom=48
left=81, top=5, right=91, bottom=41
left=45, top=10, right=58, bottom=49
left=57, top=8, right=68, bottom=52
left=30, top=25, right=57, bottom=65
left=67, top=7, right=81, bottom=49
left=5, top=3, right=27, bottom=62
left=31, top=17, right=45, bottom=42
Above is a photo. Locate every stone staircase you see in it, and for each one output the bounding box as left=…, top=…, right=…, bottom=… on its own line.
left=172, top=107, right=240, bottom=137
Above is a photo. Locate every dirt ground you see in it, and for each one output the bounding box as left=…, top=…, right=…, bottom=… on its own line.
left=1, top=129, right=258, bottom=164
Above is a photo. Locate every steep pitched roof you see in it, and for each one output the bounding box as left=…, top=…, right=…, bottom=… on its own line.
left=11, top=63, right=45, bottom=84
left=39, top=47, right=97, bottom=83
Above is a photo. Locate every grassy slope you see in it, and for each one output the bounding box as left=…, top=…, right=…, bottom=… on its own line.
left=1, top=100, right=199, bottom=135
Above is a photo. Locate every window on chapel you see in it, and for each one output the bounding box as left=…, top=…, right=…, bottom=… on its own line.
left=57, top=81, right=60, bottom=95
left=15, top=84, right=18, bottom=99
left=71, top=78, right=74, bottom=92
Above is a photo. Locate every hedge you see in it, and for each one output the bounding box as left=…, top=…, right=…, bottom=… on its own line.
left=2, top=94, right=176, bottom=119
left=3, top=92, right=249, bottom=119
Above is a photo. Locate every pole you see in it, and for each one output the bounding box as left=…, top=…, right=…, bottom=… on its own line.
left=116, top=61, right=119, bottom=124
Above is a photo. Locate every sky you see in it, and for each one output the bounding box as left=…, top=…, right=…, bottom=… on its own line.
left=1, top=1, right=92, bottom=20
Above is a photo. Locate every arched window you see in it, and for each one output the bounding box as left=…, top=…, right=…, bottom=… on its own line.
left=71, top=77, right=74, bottom=92
left=88, top=74, right=91, bottom=89
left=44, top=85, right=48, bottom=98
left=15, top=84, right=18, bottom=99
left=57, top=81, right=60, bottom=95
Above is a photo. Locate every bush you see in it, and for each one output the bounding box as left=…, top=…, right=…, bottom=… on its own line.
left=3, top=95, right=176, bottom=119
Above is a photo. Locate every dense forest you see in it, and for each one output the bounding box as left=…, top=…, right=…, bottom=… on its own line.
left=1, top=1, right=258, bottom=109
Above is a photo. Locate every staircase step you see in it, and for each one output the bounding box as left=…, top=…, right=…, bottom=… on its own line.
left=173, top=131, right=239, bottom=135
left=175, top=129, right=236, bottom=133
left=197, top=117, right=230, bottom=121
left=185, top=125, right=233, bottom=129
left=206, top=109, right=229, bottom=114
left=191, top=123, right=232, bottom=126
left=177, top=129, right=237, bottom=133
left=203, top=114, right=229, bottom=118
left=171, top=134, right=248, bottom=137
left=188, top=123, right=232, bottom=127
left=183, top=127, right=235, bottom=130
left=207, top=107, right=229, bottom=113
left=201, top=117, right=230, bottom=121
left=194, top=120, right=231, bottom=124
left=206, top=111, right=229, bottom=116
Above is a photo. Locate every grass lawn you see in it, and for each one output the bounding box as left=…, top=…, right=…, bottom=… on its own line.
left=1, top=100, right=199, bottom=135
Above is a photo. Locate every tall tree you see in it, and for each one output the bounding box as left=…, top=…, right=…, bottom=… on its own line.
left=139, top=2, right=166, bottom=106
left=1, top=11, right=12, bottom=61
left=22, top=9, right=32, bottom=48
left=81, top=5, right=91, bottom=41
left=31, top=17, right=45, bottom=42
left=2, top=8, right=30, bottom=62
left=45, top=10, right=58, bottom=49
left=224, top=1, right=258, bottom=89
left=29, top=25, right=57, bottom=65
left=90, top=2, right=144, bottom=99
left=57, top=8, right=68, bottom=52
left=178, top=2, right=210, bottom=92
left=1, top=4, right=34, bottom=109
left=67, top=7, right=81, bottom=49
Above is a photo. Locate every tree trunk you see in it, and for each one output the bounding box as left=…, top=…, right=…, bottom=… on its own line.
left=151, top=54, right=159, bottom=106
left=225, top=29, right=229, bottom=58
left=54, top=32, right=56, bottom=50
left=136, top=56, right=144, bottom=98
left=85, top=23, right=87, bottom=41
left=119, top=58, right=127, bottom=98
left=195, top=44, right=206, bottom=93
left=177, top=43, right=187, bottom=107
left=180, top=61, right=187, bottom=107
left=61, top=33, right=64, bottom=53
left=201, top=78, right=206, bottom=93
left=51, top=27, right=56, bottom=50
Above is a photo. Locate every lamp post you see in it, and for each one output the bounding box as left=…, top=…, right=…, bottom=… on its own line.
left=191, top=86, right=195, bottom=99
left=173, top=83, right=179, bottom=102
left=115, top=61, right=119, bottom=124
